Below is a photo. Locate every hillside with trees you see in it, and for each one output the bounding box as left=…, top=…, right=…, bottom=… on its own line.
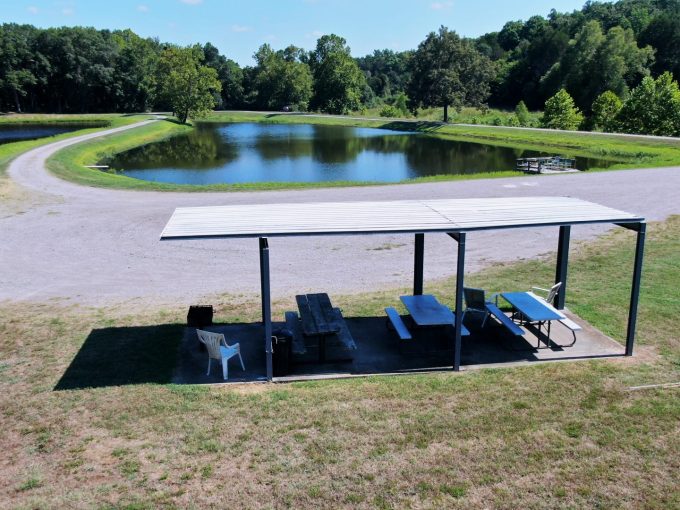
left=1, top=0, right=679, bottom=133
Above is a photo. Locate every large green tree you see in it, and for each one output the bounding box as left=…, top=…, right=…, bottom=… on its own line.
left=252, top=44, right=313, bottom=111
left=407, top=26, right=494, bottom=122
left=157, top=45, right=221, bottom=124
left=308, top=34, right=366, bottom=114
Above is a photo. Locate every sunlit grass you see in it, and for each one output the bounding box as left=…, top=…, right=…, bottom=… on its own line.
left=1, top=217, right=678, bottom=508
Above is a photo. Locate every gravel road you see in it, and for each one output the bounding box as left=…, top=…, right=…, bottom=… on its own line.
left=2, top=121, right=678, bottom=306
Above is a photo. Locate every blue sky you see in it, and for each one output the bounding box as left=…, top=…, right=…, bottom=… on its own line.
left=7, top=0, right=588, bottom=65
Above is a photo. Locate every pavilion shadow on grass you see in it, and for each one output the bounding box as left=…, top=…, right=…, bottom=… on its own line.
left=160, top=196, right=645, bottom=381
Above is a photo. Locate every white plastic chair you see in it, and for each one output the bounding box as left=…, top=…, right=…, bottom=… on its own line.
left=528, top=282, right=562, bottom=306
left=196, top=329, right=245, bottom=380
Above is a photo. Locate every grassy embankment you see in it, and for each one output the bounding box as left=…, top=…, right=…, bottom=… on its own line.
left=1, top=214, right=678, bottom=508
left=353, top=105, right=543, bottom=126
left=44, top=110, right=680, bottom=192
left=0, top=114, right=147, bottom=180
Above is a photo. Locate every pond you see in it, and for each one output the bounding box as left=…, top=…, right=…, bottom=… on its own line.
left=104, top=123, right=617, bottom=185
left=0, top=122, right=106, bottom=145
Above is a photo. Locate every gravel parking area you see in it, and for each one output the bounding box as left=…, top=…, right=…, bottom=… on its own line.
left=2, top=121, right=679, bottom=306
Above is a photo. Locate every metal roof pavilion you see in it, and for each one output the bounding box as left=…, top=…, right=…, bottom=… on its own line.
left=160, top=196, right=646, bottom=381
left=160, top=196, right=643, bottom=240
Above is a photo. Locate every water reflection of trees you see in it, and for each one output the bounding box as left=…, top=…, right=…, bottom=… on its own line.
left=108, top=123, right=615, bottom=177
left=108, top=128, right=239, bottom=170
left=403, top=137, right=528, bottom=175
left=254, top=126, right=413, bottom=164
left=253, top=128, right=543, bottom=174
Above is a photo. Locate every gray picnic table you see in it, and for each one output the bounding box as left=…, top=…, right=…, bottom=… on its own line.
left=400, top=294, right=470, bottom=335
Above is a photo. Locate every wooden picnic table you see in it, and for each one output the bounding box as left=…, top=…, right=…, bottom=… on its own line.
left=296, top=293, right=356, bottom=362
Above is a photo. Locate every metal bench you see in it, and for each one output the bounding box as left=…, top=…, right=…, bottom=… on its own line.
left=484, top=302, right=525, bottom=336
left=284, top=311, right=307, bottom=355
left=385, top=307, right=412, bottom=340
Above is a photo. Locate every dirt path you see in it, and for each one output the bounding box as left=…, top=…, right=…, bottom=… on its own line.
left=2, top=121, right=679, bottom=307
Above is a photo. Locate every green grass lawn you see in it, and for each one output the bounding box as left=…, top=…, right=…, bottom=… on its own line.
left=1, top=217, right=678, bottom=508
left=38, top=110, right=680, bottom=192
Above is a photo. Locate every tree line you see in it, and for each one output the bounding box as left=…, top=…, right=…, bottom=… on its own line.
left=1, top=0, right=679, bottom=134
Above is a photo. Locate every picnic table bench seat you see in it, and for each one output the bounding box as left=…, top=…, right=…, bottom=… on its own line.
left=384, top=307, right=412, bottom=340
left=484, top=302, right=525, bottom=336
left=284, top=311, right=307, bottom=355
left=330, top=307, right=357, bottom=350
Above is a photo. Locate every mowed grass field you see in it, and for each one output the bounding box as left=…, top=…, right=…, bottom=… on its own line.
left=1, top=217, right=678, bottom=509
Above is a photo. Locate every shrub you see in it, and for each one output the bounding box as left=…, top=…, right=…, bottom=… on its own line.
left=542, top=89, right=584, bottom=130
left=379, top=105, right=400, bottom=117
left=506, top=115, right=521, bottom=127
left=515, top=100, right=531, bottom=126
left=617, top=73, right=680, bottom=136
left=591, top=91, right=622, bottom=132
left=393, top=92, right=409, bottom=116
left=492, top=116, right=503, bottom=126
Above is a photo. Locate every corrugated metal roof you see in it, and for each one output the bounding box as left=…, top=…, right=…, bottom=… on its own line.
left=160, top=197, right=643, bottom=240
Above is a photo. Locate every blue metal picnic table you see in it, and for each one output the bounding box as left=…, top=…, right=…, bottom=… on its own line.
left=500, top=292, right=563, bottom=349
left=400, top=294, right=470, bottom=335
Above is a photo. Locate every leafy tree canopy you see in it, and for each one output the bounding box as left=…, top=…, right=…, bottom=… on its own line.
left=157, top=45, right=221, bottom=124
left=251, top=43, right=313, bottom=111
left=407, top=26, right=494, bottom=122
left=308, top=34, right=366, bottom=114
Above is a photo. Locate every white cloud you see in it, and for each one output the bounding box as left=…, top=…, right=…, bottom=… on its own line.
left=27, top=6, right=39, bottom=14
left=231, top=24, right=251, bottom=33
left=305, top=30, right=324, bottom=39
left=137, top=4, right=150, bottom=12
left=62, top=7, right=75, bottom=15
left=430, top=1, right=453, bottom=10
left=180, top=0, right=203, bottom=4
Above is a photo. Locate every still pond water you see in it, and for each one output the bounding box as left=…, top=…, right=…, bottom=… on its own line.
left=0, top=123, right=104, bottom=144
left=106, top=123, right=615, bottom=185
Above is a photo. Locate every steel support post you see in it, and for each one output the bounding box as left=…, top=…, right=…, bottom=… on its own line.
left=414, top=233, right=424, bottom=296
left=625, top=223, right=646, bottom=356
left=453, top=233, right=466, bottom=371
left=555, top=225, right=571, bottom=309
left=259, top=237, right=273, bottom=380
